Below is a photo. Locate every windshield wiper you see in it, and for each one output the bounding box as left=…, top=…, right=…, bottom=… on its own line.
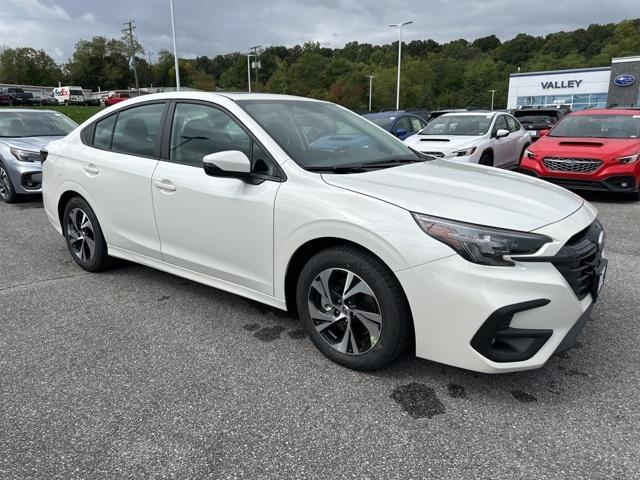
left=305, top=157, right=426, bottom=173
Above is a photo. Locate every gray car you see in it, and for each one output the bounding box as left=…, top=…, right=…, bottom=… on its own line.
left=0, top=109, right=77, bottom=203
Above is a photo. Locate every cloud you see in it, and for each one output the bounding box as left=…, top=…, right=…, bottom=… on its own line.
left=0, top=0, right=638, bottom=63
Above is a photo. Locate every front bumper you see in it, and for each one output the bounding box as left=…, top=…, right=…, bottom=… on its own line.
left=520, top=157, right=640, bottom=193
left=396, top=206, right=602, bottom=373
left=5, top=158, right=42, bottom=194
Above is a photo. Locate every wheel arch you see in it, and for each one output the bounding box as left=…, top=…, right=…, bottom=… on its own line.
left=283, top=237, right=413, bottom=327
left=57, top=187, right=101, bottom=234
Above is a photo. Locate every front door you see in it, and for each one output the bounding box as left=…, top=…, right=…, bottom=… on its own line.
left=151, top=101, right=282, bottom=295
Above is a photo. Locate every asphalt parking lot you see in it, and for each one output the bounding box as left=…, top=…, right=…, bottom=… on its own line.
left=0, top=193, right=639, bottom=480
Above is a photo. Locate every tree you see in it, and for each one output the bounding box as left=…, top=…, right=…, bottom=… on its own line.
left=0, top=47, right=62, bottom=85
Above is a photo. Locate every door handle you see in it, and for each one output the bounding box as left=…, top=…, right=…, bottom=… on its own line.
left=154, top=180, right=176, bottom=192
left=83, top=164, right=99, bottom=175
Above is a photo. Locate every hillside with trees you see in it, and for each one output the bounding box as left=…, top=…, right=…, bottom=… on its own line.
left=1, top=19, right=639, bottom=111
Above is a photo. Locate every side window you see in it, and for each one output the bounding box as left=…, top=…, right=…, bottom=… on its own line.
left=169, top=102, right=276, bottom=175
left=111, top=103, right=165, bottom=157
left=493, top=115, right=508, bottom=135
left=395, top=117, right=412, bottom=132
left=506, top=115, right=520, bottom=133
left=409, top=117, right=424, bottom=132
left=92, top=114, right=116, bottom=149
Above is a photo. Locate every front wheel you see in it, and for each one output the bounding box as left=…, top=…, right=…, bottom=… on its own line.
left=62, top=197, right=111, bottom=272
left=296, top=246, right=412, bottom=371
left=0, top=163, right=17, bottom=203
left=479, top=151, right=493, bottom=166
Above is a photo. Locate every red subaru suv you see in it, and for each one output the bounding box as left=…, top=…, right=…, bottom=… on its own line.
left=520, top=109, right=640, bottom=199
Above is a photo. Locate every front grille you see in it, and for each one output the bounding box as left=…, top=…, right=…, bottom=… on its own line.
left=422, top=151, right=444, bottom=157
left=543, top=157, right=602, bottom=173
left=551, top=221, right=604, bottom=300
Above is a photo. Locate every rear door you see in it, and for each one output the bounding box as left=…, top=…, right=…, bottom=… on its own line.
left=151, top=100, right=282, bottom=295
left=491, top=115, right=520, bottom=167
left=75, top=101, right=168, bottom=259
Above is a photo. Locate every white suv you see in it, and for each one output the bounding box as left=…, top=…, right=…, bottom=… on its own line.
left=404, top=111, right=531, bottom=168
left=42, top=93, right=606, bottom=373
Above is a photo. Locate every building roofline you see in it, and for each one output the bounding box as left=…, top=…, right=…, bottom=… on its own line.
left=612, top=55, right=640, bottom=64
left=509, top=66, right=611, bottom=78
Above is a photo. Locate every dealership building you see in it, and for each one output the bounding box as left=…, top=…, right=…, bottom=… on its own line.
left=507, top=55, right=640, bottom=110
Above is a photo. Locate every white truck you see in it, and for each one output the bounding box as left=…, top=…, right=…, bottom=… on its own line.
left=51, top=86, right=86, bottom=105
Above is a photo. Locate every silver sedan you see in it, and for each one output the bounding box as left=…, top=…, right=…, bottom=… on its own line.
left=0, top=109, right=77, bottom=203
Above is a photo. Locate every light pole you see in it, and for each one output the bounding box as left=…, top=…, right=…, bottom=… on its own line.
left=367, top=75, right=375, bottom=112
left=246, top=53, right=256, bottom=92
left=169, top=0, right=180, bottom=91
left=389, top=20, right=412, bottom=111
left=489, top=89, right=497, bottom=110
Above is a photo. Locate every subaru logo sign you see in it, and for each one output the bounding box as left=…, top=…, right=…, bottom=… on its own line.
left=614, top=74, right=635, bottom=87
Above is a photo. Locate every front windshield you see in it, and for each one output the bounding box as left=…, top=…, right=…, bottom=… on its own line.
left=236, top=100, right=422, bottom=168
left=420, top=115, right=492, bottom=136
left=0, top=112, right=77, bottom=137
left=549, top=114, right=640, bottom=138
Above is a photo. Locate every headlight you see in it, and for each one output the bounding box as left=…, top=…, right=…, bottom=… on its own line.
left=10, top=147, right=41, bottom=163
left=450, top=147, right=477, bottom=157
left=616, top=153, right=639, bottom=164
left=524, top=148, right=537, bottom=159
left=412, top=213, right=552, bottom=266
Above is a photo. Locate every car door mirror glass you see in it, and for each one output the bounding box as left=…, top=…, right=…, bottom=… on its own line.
left=495, top=129, right=510, bottom=139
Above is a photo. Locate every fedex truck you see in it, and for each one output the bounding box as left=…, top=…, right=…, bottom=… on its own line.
left=51, top=86, right=86, bottom=105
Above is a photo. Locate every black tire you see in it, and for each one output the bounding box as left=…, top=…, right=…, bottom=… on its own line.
left=296, top=245, right=412, bottom=371
left=0, top=162, right=17, bottom=203
left=62, top=196, right=111, bottom=272
left=479, top=151, right=493, bottom=166
left=517, top=145, right=529, bottom=169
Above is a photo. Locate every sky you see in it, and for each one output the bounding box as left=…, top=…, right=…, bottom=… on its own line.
left=0, top=0, right=638, bottom=63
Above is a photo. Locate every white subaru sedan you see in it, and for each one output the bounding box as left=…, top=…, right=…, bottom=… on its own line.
left=403, top=111, right=531, bottom=168
left=42, top=92, right=606, bottom=373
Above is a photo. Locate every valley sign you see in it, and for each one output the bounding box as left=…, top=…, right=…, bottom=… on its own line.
left=541, top=79, right=583, bottom=89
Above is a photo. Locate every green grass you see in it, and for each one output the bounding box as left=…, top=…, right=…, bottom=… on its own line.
left=0, top=105, right=104, bottom=124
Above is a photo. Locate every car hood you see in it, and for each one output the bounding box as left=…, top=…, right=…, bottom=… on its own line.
left=404, top=134, right=481, bottom=153
left=322, top=160, right=584, bottom=231
left=1, top=136, right=65, bottom=151
left=532, top=136, right=640, bottom=159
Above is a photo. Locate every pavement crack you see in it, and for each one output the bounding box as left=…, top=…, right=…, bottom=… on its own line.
left=0, top=272, right=90, bottom=294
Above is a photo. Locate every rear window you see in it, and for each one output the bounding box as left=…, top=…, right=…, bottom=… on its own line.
left=69, top=90, right=84, bottom=96
left=550, top=114, right=640, bottom=139
left=514, top=111, right=560, bottom=128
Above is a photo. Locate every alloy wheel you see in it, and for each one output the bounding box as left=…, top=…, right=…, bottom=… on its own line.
left=307, top=268, right=382, bottom=355
left=0, top=166, right=10, bottom=200
left=66, top=208, right=96, bottom=262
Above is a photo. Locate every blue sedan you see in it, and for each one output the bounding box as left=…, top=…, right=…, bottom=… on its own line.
left=362, top=112, right=427, bottom=140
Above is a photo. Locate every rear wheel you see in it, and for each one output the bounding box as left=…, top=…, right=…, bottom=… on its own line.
left=0, top=163, right=17, bottom=203
left=63, top=197, right=111, bottom=272
left=296, top=246, right=411, bottom=371
left=479, top=151, right=493, bottom=166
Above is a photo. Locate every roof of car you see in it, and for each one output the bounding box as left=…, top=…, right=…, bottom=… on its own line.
left=571, top=108, right=640, bottom=116
left=362, top=111, right=418, bottom=119
left=438, top=111, right=497, bottom=118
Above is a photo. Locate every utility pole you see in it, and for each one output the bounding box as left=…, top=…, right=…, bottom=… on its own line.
left=489, top=89, right=497, bottom=110
left=367, top=75, right=375, bottom=112
left=250, top=45, right=261, bottom=92
left=246, top=53, right=255, bottom=92
left=123, top=19, right=140, bottom=95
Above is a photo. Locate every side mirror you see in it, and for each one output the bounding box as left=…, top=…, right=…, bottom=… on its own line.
left=495, top=129, right=510, bottom=139
left=395, top=128, right=409, bottom=138
left=203, top=150, right=258, bottom=183
left=537, top=129, right=549, bottom=137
